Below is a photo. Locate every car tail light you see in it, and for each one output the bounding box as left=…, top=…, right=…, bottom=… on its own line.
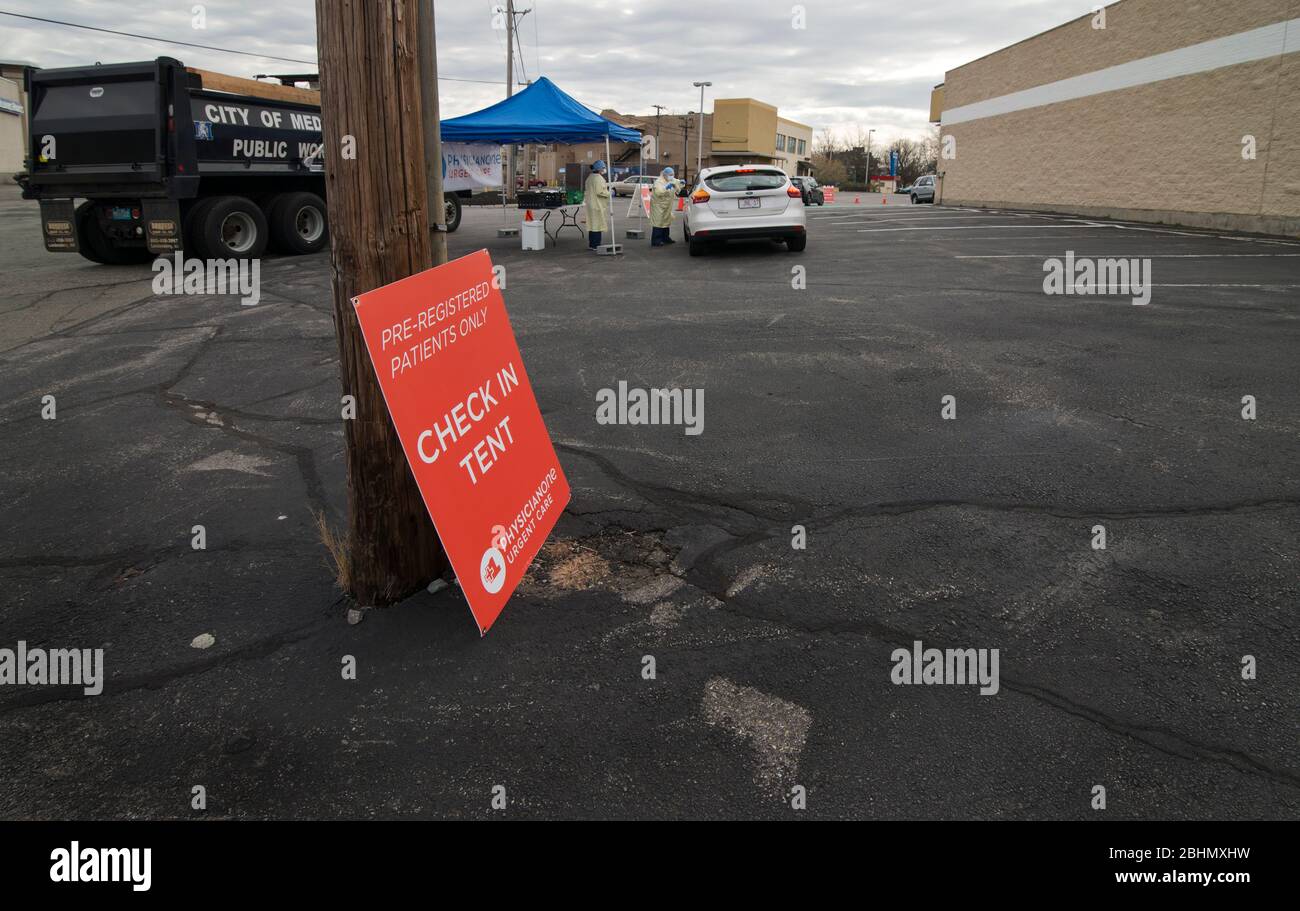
left=735, top=168, right=756, bottom=173
left=787, top=186, right=802, bottom=198
left=691, top=189, right=710, bottom=204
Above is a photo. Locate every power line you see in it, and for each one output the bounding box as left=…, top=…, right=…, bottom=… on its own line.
left=0, top=9, right=506, bottom=85
left=0, top=10, right=317, bottom=65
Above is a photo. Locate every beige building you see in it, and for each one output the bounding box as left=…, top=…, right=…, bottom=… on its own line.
left=931, top=0, right=1299, bottom=236
left=775, top=115, right=813, bottom=176
left=0, top=62, right=35, bottom=175
left=533, top=97, right=815, bottom=185
left=711, top=97, right=778, bottom=165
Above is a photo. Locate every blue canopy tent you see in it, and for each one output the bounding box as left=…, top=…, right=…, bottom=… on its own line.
left=441, top=76, right=641, bottom=145
left=441, top=78, right=643, bottom=248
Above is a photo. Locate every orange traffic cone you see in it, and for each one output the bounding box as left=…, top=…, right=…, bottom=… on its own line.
left=524, top=209, right=534, bottom=221
left=882, top=196, right=888, bottom=205
left=676, top=197, right=685, bottom=212
left=854, top=196, right=860, bottom=205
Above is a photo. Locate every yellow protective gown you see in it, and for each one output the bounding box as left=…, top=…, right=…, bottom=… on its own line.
left=584, top=171, right=610, bottom=233
left=650, top=178, right=677, bottom=229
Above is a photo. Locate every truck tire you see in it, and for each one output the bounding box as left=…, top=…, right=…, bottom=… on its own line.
left=267, top=192, right=329, bottom=255
left=74, top=202, right=154, bottom=265
left=182, top=198, right=217, bottom=255
left=193, top=196, right=268, bottom=260
left=444, top=195, right=463, bottom=233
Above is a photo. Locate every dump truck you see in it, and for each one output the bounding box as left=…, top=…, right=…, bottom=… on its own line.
left=16, top=57, right=468, bottom=265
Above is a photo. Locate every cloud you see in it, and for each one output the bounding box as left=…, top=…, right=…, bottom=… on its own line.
left=1, top=0, right=1081, bottom=143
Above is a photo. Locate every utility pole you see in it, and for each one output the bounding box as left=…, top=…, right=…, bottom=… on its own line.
left=682, top=113, right=691, bottom=183
left=315, top=0, right=447, bottom=606
left=504, top=1, right=530, bottom=201
left=867, top=128, right=876, bottom=186
left=419, top=0, right=448, bottom=265
left=652, top=104, right=665, bottom=171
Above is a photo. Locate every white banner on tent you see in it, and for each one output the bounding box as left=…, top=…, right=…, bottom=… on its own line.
left=443, top=143, right=502, bottom=193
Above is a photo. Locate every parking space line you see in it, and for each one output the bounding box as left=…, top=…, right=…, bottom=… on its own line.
left=828, top=217, right=1055, bottom=227
left=857, top=223, right=1107, bottom=233
left=954, top=253, right=1300, bottom=259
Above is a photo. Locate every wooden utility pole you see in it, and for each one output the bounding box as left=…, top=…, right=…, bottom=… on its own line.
left=315, top=0, right=447, bottom=606
left=418, top=0, right=448, bottom=265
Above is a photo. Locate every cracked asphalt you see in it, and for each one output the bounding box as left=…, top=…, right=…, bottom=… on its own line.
left=1, top=183, right=1297, bottom=819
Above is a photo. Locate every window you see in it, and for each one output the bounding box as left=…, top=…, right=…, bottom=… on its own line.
left=705, top=169, right=788, bottom=192
left=776, top=133, right=786, bottom=152
left=798, top=139, right=807, bottom=155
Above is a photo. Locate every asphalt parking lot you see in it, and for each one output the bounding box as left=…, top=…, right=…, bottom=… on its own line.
left=1, top=183, right=1297, bottom=819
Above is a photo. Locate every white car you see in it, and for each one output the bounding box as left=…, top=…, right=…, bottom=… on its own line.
left=682, top=165, right=807, bottom=256
left=610, top=174, right=657, bottom=197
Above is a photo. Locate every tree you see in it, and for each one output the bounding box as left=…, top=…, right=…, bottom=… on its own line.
left=812, top=154, right=847, bottom=186
left=315, top=0, right=449, bottom=606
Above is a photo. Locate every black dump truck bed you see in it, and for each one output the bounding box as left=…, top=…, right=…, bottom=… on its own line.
left=18, top=56, right=462, bottom=264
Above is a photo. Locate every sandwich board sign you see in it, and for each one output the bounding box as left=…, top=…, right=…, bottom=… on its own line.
left=352, top=249, right=570, bottom=634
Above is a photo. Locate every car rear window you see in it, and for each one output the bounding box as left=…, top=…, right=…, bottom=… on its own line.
left=705, top=169, right=787, bottom=192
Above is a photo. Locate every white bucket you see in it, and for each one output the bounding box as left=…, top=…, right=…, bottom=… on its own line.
left=521, top=219, right=545, bottom=251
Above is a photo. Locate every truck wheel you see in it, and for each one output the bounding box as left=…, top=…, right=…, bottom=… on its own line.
left=444, top=195, right=463, bottom=233
left=74, top=203, right=110, bottom=264
left=74, top=202, right=154, bottom=265
left=182, top=199, right=217, bottom=255
left=268, top=192, right=329, bottom=255
left=194, top=196, right=268, bottom=260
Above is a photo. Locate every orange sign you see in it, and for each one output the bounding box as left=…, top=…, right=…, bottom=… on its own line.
left=352, top=249, right=571, bottom=634
left=640, top=185, right=652, bottom=216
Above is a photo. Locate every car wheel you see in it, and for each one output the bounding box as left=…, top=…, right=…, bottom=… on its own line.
left=688, top=236, right=706, bottom=257
left=443, top=195, right=463, bottom=233
left=911, top=195, right=919, bottom=205
left=786, top=234, right=807, bottom=252
left=194, top=196, right=268, bottom=260
left=267, top=191, right=329, bottom=255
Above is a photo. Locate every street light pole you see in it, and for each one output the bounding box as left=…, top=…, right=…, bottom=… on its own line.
left=693, top=81, right=711, bottom=176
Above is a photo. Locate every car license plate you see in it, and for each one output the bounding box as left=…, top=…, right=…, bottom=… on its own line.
left=110, top=207, right=133, bottom=221
left=738, top=198, right=760, bottom=209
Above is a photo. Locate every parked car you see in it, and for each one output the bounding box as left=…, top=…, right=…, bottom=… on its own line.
left=911, top=175, right=937, bottom=204
left=789, top=176, right=825, bottom=206
left=610, top=174, right=658, bottom=197
left=516, top=177, right=547, bottom=188
left=682, top=165, right=807, bottom=256
left=897, top=184, right=913, bottom=195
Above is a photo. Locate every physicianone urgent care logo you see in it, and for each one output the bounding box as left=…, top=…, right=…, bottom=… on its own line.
left=352, top=249, right=571, bottom=634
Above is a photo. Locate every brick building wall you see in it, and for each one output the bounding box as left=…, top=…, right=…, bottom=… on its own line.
left=934, top=0, right=1299, bottom=236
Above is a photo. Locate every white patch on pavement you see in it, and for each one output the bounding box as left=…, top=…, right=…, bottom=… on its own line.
left=702, top=677, right=812, bottom=791
left=187, top=451, right=275, bottom=476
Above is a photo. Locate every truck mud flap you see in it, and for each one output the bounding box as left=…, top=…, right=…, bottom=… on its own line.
left=40, top=200, right=79, bottom=253
left=142, top=199, right=183, bottom=254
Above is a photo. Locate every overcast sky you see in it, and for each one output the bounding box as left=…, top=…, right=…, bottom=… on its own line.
left=1, top=1, right=1087, bottom=143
